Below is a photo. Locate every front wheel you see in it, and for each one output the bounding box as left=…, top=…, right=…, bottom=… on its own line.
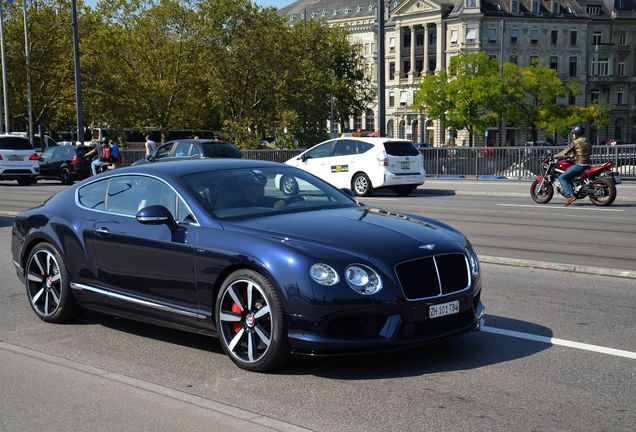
left=588, top=178, right=616, bottom=206
left=215, top=269, right=289, bottom=372
left=279, top=174, right=299, bottom=196
left=25, top=243, right=81, bottom=323
left=352, top=173, right=373, bottom=197
left=530, top=179, right=553, bottom=204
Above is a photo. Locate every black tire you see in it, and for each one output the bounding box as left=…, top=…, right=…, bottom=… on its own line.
left=215, top=269, right=290, bottom=372
left=25, top=242, right=81, bottom=323
left=588, top=178, right=616, bottom=206
left=17, top=178, right=35, bottom=186
left=530, top=180, right=553, bottom=204
left=60, top=168, right=73, bottom=185
left=394, top=186, right=416, bottom=197
left=352, top=173, right=373, bottom=197
left=280, top=175, right=299, bottom=196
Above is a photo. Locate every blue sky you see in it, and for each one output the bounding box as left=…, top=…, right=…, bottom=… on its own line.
left=84, top=1, right=294, bottom=9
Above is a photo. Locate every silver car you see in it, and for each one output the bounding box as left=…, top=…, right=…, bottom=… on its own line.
left=0, top=135, right=39, bottom=185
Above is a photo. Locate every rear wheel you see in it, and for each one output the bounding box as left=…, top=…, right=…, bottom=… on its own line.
left=394, top=186, right=416, bottom=197
left=588, top=178, right=616, bottom=206
left=25, top=243, right=81, bottom=323
left=280, top=174, right=299, bottom=196
left=215, top=269, right=289, bottom=372
left=530, top=180, right=553, bottom=204
left=352, top=173, right=373, bottom=197
left=60, top=168, right=73, bottom=185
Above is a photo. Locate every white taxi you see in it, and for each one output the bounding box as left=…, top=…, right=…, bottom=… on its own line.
left=284, top=137, right=425, bottom=196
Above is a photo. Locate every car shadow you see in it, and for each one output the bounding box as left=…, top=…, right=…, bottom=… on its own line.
left=0, top=216, right=14, bottom=227
left=78, top=312, right=550, bottom=377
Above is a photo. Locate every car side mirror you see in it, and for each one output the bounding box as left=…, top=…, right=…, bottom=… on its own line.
left=136, top=205, right=177, bottom=231
left=300, top=153, right=308, bottom=162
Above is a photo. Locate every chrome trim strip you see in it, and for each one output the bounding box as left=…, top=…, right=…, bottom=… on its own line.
left=12, top=259, right=22, bottom=271
left=70, top=282, right=207, bottom=319
left=395, top=253, right=472, bottom=302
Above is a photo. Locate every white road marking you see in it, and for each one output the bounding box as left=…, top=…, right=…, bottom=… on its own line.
left=497, top=203, right=624, bottom=212
left=482, top=326, right=636, bottom=359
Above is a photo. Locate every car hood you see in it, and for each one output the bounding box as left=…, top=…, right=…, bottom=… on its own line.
left=222, top=207, right=465, bottom=261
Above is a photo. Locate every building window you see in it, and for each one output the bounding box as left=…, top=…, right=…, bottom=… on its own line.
left=322, top=10, right=327, bottom=17
left=511, top=0, right=518, bottom=12
left=389, top=93, right=395, bottom=107
left=354, top=112, right=363, bottom=130
left=587, top=6, right=600, bottom=16
left=619, top=31, right=627, bottom=46
left=365, top=109, right=375, bottom=130
left=532, top=0, right=539, bottom=14
left=466, top=27, right=477, bottom=43
left=510, top=28, right=518, bottom=44
left=590, top=90, right=600, bottom=103
left=450, top=29, right=458, bottom=45
left=416, top=59, right=423, bottom=73
left=403, top=60, right=410, bottom=77
left=552, top=0, right=559, bottom=14
left=617, top=62, right=625, bottom=77
left=570, top=30, right=577, bottom=46
left=617, top=90, right=624, bottom=105
left=403, top=33, right=411, bottom=48
left=466, top=0, right=476, bottom=6
left=530, top=29, right=539, bottom=45
left=593, top=32, right=602, bottom=45
left=509, top=55, right=518, bottom=65
left=389, top=37, right=395, bottom=51
left=591, top=57, right=609, bottom=76
left=569, top=57, right=577, bottom=76
left=550, top=56, right=558, bottom=70
left=551, top=30, right=558, bottom=45
left=488, top=27, right=497, bottom=44
left=389, top=62, right=395, bottom=80
left=416, top=32, right=424, bottom=46
left=430, top=30, right=437, bottom=46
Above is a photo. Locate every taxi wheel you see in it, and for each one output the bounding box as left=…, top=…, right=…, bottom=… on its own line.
left=352, top=173, right=373, bottom=197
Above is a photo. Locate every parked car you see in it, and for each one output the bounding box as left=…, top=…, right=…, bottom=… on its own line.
left=133, top=139, right=243, bottom=165
left=285, top=137, right=425, bottom=197
left=8, top=132, right=58, bottom=152
left=415, top=142, right=432, bottom=149
left=11, top=159, right=483, bottom=372
left=0, top=135, right=39, bottom=185
left=38, top=144, right=92, bottom=185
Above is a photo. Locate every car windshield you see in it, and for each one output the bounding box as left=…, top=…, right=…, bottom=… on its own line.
left=182, top=166, right=357, bottom=220
left=0, top=137, right=33, bottom=150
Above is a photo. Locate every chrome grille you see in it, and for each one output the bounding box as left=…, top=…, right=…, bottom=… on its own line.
left=395, top=254, right=470, bottom=300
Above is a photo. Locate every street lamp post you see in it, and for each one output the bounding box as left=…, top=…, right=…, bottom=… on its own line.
left=22, top=0, right=34, bottom=146
left=377, top=0, right=385, bottom=136
left=0, top=3, right=9, bottom=133
left=71, top=0, right=84, bottom=145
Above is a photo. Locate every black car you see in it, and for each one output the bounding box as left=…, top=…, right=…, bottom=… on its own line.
left=38, top=145, right=92, bottom=185
left=132, top=139, right=243, bottom=165
left=11, top=159, right=483, bottom=372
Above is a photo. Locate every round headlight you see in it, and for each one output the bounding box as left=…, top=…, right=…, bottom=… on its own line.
left=344, top=264, right=382, bottom=295
left=310, top=263, right=339, bottom=286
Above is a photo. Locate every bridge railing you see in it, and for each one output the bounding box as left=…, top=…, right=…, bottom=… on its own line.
left=120, top=144, right=636, bottom=180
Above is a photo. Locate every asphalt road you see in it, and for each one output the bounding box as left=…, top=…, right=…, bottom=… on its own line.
left=0, top=179, right=634, bottom=431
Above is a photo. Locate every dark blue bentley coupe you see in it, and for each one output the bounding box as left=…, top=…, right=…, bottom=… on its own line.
left=11, top=159, right=483, bottom=371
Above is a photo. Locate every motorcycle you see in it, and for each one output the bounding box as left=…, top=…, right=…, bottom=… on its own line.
left=530, top=155, right=621, bottom=206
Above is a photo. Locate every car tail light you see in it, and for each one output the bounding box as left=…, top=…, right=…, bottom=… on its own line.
left=0, top=154, right=3, bottom=160
left=378, top=151, right=389, bottom=167
left=70, top=156, right=79, bottom=165
left=29, top=153, right=39, bottom=160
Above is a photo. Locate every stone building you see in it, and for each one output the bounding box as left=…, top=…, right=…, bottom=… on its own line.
left=280, top=0, right=636, bottom=146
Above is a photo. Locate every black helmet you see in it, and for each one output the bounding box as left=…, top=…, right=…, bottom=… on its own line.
left=572, top=125, right=585, bottom=136
left=100, top=136, right=109, bottom=143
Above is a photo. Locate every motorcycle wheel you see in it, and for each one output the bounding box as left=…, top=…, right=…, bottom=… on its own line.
left=530, top=180, right=553, bottom=204
left=588, top=178, right=616, bottom=206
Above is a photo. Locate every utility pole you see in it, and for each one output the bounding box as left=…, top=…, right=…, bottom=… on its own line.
left=0, top=3, right=9, bottom=133
left=22, top=0, right=34, bottom=146
left=71, top=0, right=84, bottom=145
left=377, top=0, right=385, bottom=136
left=498, top=19, right=505, bottom=147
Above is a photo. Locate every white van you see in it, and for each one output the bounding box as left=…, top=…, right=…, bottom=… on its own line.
left=0, top=135, right=39, bottom=185
left=285, top=137, right=425, bottom=196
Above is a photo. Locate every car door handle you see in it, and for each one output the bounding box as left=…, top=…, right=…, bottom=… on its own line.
left=94, top=227, right=110, bottom=235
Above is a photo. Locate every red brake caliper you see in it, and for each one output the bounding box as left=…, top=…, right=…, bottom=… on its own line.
left=232, top=303, right=242, bottom=333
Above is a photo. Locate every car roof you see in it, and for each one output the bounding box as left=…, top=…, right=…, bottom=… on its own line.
left=106, top=158, right=281, bottom=180
left=331, top=137, right=413, bottom=145
left=163, top=139, right=231, bottom=145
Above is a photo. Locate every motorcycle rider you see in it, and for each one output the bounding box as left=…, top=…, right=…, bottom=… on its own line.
left=555, top=125, right=592, bottom=206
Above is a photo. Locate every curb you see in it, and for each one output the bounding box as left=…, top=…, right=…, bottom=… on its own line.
left=480, top=255, right=636, bottom=279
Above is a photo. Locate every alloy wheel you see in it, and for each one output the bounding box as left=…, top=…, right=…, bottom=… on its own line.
left=26, top=249, right=62, bottom=317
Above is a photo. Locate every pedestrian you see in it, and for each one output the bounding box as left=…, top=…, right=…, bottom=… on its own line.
left=110, top=139, right=121, bottom=166
left=555, top=125, right=592, bottom=206
left=145, top=134, right=157, bottom=160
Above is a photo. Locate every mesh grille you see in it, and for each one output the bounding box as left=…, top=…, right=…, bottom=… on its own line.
left=396, top=254, right=469, bottom=300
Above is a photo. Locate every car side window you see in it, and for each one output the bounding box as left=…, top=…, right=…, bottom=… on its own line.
left=190, top=144, right=201, bottom=157
left=356, top=141, right=373, bottom=154
left=154, top=143, right=173, bottom=160
left=173, top=142, right=191, bottom=157
left=39, top=147, right=56, bottom=161
left=333, top=140, right=357, bottom=156
left=78, top=180, right=108, bottom=210
left=51, top=147, right=66, bottom=161
left=305, top=141, right=335, bottom=159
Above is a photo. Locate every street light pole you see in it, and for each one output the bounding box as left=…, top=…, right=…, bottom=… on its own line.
left=0, top=4, right=9, bottom=133
left=22, top=0, right=34, bottom=146
left=71, top=0, right=84, bottom=145
left=377, top=0, right=385, bottom=136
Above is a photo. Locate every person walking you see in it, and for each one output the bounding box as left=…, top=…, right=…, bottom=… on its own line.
left=144, top=134, right=157, bottom=160
left=555, top=125, right=592, bottom=206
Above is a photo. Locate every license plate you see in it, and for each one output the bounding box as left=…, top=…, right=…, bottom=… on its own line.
left=8, top=155, right=24, bottom=161
left=614, top=174, right=622, bottom=185
left=429, top=300, right=460, bottom=319
left=401, top=161, right=409, bottom=170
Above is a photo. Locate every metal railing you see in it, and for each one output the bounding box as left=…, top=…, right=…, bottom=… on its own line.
left=120, top=144, right=636, bottom=180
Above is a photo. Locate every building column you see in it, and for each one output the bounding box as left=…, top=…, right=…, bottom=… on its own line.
left=423, top=24, right=429, bottom=74
left=395, top=26, right=402, bottom=79
left=436, top=20, right=444, bottom=72
left=409, top=25, right=416, bottom=83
